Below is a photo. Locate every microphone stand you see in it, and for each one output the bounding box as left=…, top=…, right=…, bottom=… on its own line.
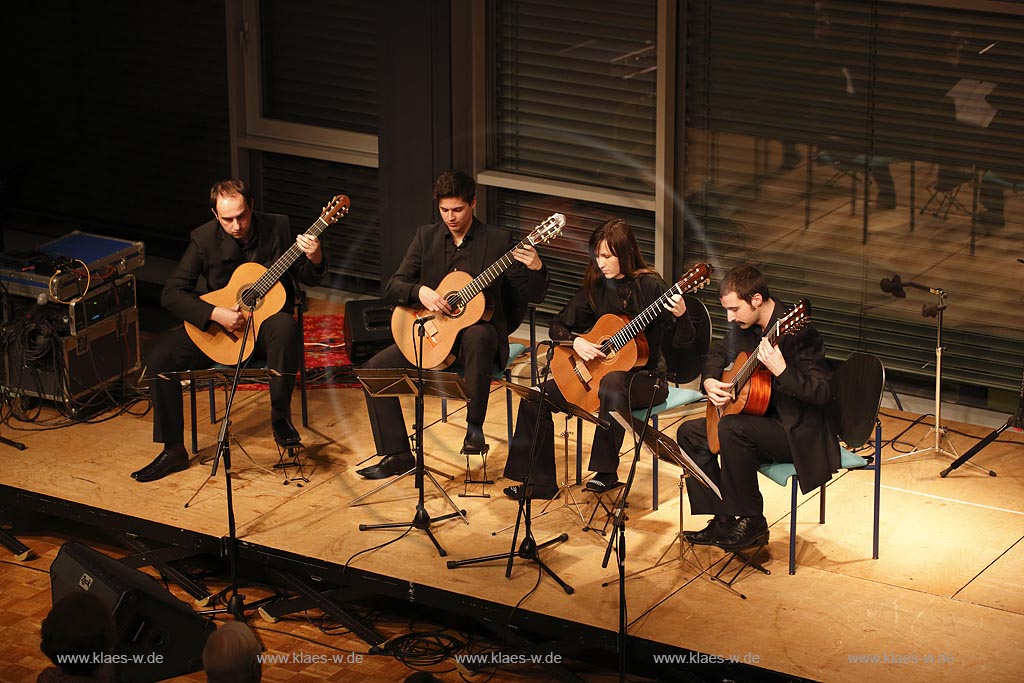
left=885, top=283, right=995, bottom=475
left=941, top=364, right=1022, bottom=477
left=447, top=342, right=573, bottom=594
left=602, top=378, right=659, bottom=683
left=359, top=316, right=465, bottom=556
left=192, top=306, right=257, bottom=620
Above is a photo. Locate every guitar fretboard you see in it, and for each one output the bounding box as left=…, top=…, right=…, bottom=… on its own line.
left=448, top=215, right=562, bottom=308
left=243, top=218, right=331, bottom=307
left=600, top=280, right=687, bottom=355
left=731, top=324, right=781, bottom=391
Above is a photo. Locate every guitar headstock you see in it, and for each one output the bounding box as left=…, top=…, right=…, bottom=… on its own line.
left=777, top=299, right=812, bottom=337
left=674, top=263, right=714, bottom=294
left=526, top=213, right=566, bottom=246
left=321, top=195, right=351, bottom=224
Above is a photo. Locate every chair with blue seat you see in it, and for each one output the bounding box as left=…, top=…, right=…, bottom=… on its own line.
left=757, top=351, right=884, bottom=575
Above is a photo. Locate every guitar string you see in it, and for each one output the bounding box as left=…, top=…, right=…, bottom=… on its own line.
left=447, top=216, right=562, bottom=310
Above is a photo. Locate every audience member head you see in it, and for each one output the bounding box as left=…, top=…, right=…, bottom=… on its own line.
left=202, top=621, right=262, bottom=683
left=40, top=591, right=116, bottom=678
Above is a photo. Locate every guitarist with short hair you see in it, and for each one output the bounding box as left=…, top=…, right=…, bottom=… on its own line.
left=676, top=264, right=840, bottom=551
left=356, top=169, right=549, bottom=479
left=502, top=219, right=697, bottom=500
left=132, top=179, right=327, bottom=483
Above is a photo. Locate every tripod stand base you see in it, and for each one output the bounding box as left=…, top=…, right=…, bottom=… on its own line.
left=359, top=504, right=467, bottom=557
left=446, top=533, right=574, bottom=594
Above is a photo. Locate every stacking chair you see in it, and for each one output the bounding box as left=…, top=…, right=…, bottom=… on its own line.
left=919, top=165, right=975, bottom=219
left=757, top=352, right=884, bottom=574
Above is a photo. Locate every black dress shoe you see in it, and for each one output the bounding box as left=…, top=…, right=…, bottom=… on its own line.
left=502, top=484, right=558, bottom=500
left=714, top=515, right=769, bottom=551
left=462, top=423, right=487, bottom=452
left=683, top=516, right=736, bottom=546
left=132, top=447, right=189, bottom=483
left=272, top=418, right=302, bottom=447
left=356, top=452, right=415, bottom=479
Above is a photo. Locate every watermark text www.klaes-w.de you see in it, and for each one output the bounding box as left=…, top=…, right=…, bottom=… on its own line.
left=651, top=652, right=762, bottom=665
left=847, top=652, right=956, bottom=665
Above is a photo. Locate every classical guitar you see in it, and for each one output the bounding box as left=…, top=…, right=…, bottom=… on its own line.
left=390, top=213, right=565, bottom=370
left=705, top=299, right=810, bottom=454
left=185, top=195, right=350, bottom=365
left=550, top=263, right=713, bottom=413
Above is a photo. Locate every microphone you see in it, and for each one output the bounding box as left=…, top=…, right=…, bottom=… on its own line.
left=880, top=274, right=907, bottom=298
left=415, top=314, right=436, bottom=324
left=540, top=339, right=575, bottom=347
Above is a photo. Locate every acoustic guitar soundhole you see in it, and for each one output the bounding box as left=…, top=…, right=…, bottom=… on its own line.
left=444, top=292, right=464, bottom=318
left=237, top=285, right=263, bottom=312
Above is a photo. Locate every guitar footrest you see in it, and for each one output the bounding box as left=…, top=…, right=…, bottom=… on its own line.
left=459, top=444, right=491, bottom=498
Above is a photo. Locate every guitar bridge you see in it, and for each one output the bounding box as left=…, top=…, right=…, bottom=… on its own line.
left=570, top=355, right=593, bottom=391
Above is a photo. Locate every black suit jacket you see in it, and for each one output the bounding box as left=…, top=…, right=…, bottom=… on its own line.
left=703, top=298, right=841, bottom=493
left=161, top=212, right=327, bottom=330
left=385, top=217, right=549, bottom=366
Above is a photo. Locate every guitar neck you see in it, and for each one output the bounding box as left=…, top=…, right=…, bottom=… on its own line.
left=250, top=218, right=330, bottom=299
left=732, top=325, right=780, bottom=390
left=602, top=281, right=684, bottom=354
left=456, top=235, right=535, bottom=303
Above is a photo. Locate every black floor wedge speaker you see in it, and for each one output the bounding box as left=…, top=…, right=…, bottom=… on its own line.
left=49, top=541, right=215, bottom=683
left=344, top=298, right=395, bottom=364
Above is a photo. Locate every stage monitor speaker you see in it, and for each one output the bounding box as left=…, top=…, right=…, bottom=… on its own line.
left=344, top=298, right=395, bottom=364
left=49, top=541, right=215, bottom=683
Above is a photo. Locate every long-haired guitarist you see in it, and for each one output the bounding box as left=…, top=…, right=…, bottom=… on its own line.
left=501, top=218, right=696, bottom=500
left=356, top=170, right=549, bottom=480
left=676, top=265, right=840, bottom=551
left=132, top=179, right=327, bottom=483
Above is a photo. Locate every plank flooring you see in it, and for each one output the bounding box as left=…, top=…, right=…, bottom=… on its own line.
left=2, top=361, right=1023, bottom=682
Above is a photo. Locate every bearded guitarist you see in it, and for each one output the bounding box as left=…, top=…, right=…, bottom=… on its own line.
left=132, top=179, right=328, bottom=483
left=675, top=265, right=840, bottom=552
left=356, top=170, right=549, bottom=480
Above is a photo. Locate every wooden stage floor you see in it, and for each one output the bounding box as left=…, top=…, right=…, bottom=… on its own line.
left=1, top=374, right=1023, bottom=683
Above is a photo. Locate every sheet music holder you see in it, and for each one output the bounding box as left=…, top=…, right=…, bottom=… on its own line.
left=496, top=379, right=608, bottom=528
left=356, top=368, right=468, bottom=403
left=354, top=368, right=469, bottom=555
left=610, top=412, right=721, bottom=499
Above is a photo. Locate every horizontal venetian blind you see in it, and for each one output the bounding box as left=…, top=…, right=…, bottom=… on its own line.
left=259, top=0, right=379, bottom=134
left=683, top=0, right=1024, bottom=393
left=256, top=152, right=381, bottom=292
left=493, top=0, right=658, bottom=194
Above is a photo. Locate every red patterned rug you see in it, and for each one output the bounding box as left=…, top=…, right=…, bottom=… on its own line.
left=302, top=313, right=360, bottom=387
left=237, top=314, right=359, bottom=389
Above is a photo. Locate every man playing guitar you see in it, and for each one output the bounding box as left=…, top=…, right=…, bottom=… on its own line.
left=132, top=179, right=327, bottom=483
left=356, top=170, right=548, bottom=479
left=676, top=265, right=840, bottom=551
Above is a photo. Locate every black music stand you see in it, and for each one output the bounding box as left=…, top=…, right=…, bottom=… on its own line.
left=447, top=344, right=574, bottom=594
left=492, top=379, right=604, bottom=532
left=355, top=368, right=469, bottom=557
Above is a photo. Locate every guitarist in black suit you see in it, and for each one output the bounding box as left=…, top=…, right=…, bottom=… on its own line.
left=132, top=179, right=327, bottom=483
left=676, top=265, right=840, bottom=550
left=356, top=169, right=549, bottom=479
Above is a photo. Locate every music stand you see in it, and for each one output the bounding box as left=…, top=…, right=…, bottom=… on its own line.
left=494, top=379, right=604, bottom=530
left=447, top=344, right=574, bottom=594
left=355, top=368, right=469, bottom=556
left=602, top=413, right=743, bottom=605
